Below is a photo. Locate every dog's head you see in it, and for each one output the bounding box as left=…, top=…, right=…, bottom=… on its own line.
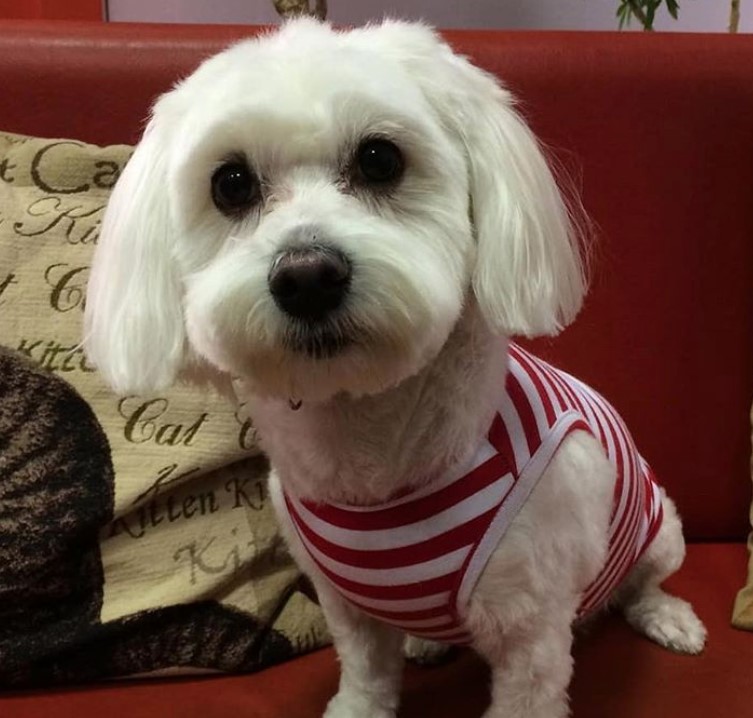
left=85, top=19, right=585, bottom=402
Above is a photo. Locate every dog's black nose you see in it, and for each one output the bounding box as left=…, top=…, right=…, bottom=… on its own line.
left=268, top=246, right=351, bottom=321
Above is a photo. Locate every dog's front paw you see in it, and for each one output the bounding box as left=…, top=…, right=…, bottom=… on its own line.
left=323, top=690, right=396, bottom=718
left=403, top=635, right=453, bottom=666
left=625, top=590, right=707, bottom=655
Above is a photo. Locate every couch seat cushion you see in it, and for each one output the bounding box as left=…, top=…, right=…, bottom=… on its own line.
left=2, top=543, right=748, bottom=718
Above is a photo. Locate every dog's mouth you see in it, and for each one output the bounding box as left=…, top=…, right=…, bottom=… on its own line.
left=284, top=323, right=354, bottom=360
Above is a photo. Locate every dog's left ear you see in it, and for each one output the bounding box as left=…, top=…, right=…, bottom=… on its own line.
left=361, top=22, right=586, bottom=337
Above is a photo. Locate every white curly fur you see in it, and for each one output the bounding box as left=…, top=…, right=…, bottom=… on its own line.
left=85, top=19, right=705, bottom=717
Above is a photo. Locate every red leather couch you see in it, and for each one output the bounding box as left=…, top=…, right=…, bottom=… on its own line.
left=1, top=21, right=753, bottom=718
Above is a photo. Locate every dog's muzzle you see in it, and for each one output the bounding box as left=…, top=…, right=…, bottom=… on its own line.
left=268, top=245, right=351, bottom=322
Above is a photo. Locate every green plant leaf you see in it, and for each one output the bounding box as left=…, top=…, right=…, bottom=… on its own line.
left=616, top=2, right=631, bottom=28
left=616, top=0, right=684, bottom=31
left=645, top=3, right=656, bottom=28
left=619, top=0, right=641, bottom=29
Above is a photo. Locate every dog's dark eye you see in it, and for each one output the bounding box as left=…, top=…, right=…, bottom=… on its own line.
left=356, top=139, right=404, bottom=184
left=211, top=160, right=260, bottom=216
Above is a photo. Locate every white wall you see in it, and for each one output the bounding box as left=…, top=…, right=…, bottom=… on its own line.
left=107, top=0, right=751, bottom=33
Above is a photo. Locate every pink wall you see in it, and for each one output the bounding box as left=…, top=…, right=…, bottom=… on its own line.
left=107, top=0, right=751, bottom=32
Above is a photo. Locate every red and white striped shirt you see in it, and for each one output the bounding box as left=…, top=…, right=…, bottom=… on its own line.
left=283, top=344, right=664, bottom=645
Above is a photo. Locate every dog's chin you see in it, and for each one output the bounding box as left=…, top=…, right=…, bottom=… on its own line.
left=187, top=298, right=460, bottom=404
left=284, top=325, right=353, bottom=361
left=217, top=326, right=447, bottom=405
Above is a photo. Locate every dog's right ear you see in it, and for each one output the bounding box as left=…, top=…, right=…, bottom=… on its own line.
left=84, top=101, right=186, bottom=395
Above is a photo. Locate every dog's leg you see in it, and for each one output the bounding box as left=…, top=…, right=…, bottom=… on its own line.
left=465, top=432, right=614, bottom=718
left=267, top=472, right=404, bottom=718
left=616, top=491, right=707, bottom=655
left=317, top=583, right=405, bottom=718
left=475, top=601, right=578, bottom=718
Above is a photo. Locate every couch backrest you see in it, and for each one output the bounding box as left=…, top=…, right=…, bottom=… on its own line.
left=1, top=21, right=752, bottom=541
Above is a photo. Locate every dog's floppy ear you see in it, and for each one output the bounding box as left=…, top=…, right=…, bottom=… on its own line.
left=84, top=101, right=186, bottom=394
left=460, top=73, right=586, bottom=337
left=365, top=22, right=586, bottom=337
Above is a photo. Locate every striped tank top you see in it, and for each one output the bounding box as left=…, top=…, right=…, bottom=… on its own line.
left=282, top=344, right=664, bottom=645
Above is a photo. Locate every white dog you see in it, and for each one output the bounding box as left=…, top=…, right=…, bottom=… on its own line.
left=85, top=19, right=706, bottom=718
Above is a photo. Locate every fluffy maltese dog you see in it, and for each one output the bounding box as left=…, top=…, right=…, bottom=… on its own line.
left=85, top=18, right=706, bottom=718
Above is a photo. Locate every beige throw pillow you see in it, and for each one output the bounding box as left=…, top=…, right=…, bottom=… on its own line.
left=0, top=132, right=328, bottom=686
